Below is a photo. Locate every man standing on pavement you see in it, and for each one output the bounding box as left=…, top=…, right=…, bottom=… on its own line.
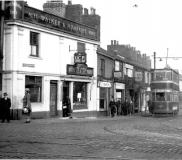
left=1, top=93, right=11, bottom=123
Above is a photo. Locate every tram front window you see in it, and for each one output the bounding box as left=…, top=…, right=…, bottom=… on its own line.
left=156, top=93, right=165, bottom=101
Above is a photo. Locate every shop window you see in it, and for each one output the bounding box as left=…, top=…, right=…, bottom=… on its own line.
left=77, top=42, right=85, bottom=52
left=25, top=76, right=42, bottom=102
left=30, top=32, right=39, bottom=57
left=100, top=59, right=105, bottom=77
left=73, top=82, right=87, bottom=110
left=100, top=88, right=107, bottom=109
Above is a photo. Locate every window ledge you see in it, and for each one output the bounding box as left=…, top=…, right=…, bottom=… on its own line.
left=99, top=109, right=107, bottom=111
left=28, top=56, right=43, bottom=60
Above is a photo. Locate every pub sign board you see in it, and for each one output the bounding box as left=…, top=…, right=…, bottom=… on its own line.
left=5, top=2, right=98, bottom=41
left=67, top=64, right=93, bottom=77
left=74, top=52, right=87, bottom=64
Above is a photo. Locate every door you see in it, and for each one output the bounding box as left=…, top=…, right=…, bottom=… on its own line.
left=50, top=81, right=57, bottom=117
left=62, top=81, right=69, bottom=117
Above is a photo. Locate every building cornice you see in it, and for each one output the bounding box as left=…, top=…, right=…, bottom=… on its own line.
left=5, top=20, right=100, bottom=45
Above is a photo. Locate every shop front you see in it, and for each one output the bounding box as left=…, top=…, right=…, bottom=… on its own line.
left=97, top=81, right=113, bottom=116
left=1, top=1, right=99, bottom=119
left=65, top=52, right=97, bottom=118
left=115, top=82, right=125, bottom=103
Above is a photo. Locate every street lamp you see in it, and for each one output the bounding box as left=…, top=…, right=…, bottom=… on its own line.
left=153, top=51, right=182, bottom=69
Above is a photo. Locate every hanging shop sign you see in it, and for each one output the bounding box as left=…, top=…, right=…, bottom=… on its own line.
left=135, top=72, right=143, bottom=81
left=98, top=81, right=112, bottom=88
left=5, top=2, right=98, bottom=41
left=67, top=64, right=93, bottom=77
left=74, top=52, right=87, bottom=64
left=67, top=52, right=93, bottom=77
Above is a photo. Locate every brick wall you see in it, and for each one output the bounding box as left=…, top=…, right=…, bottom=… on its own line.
left=65, top=4, right=83, bottom=23
left=43, top=1, right=66, bottom=17
left=82, top=14, right=100, bottom=41
left=97, top=49, right=114, bottom=79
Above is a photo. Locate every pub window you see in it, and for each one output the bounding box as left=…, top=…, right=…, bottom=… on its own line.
left=100, top=59, right=105, bottom=77
left=30, top=32, right=39, bottom=57
left=25, top=76, right=42, bottom=102
left=77, top=42, right=85, bottom=52
left=73, top=82, right=87, bottom=110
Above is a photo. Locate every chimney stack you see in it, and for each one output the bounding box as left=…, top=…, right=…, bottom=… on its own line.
left=68, top=0, right=72, bottom=5
left=111, top=40, right=113, bottom=45
left=84, top=8, right=88, bottom=15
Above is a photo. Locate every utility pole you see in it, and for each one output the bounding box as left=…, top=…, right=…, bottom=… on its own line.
left=0, top=0, right=5, bottom=94
left=166, top=48, right=168, bottom=68
left=154, top=52, right=156, bottom=69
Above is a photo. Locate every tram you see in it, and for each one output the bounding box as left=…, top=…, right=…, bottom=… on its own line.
left=150, top=68, right=179, bottom=115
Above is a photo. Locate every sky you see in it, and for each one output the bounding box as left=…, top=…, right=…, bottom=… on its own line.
left=26, top=0, right=182, bottom=71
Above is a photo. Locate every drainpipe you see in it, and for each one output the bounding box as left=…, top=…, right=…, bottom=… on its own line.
left=0, top=0, right=5, bottom=97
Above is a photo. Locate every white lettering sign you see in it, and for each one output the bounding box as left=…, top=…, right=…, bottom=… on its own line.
left=115, top=83, right=125, bottom=89
left=99, top=81, right=112, bottom=88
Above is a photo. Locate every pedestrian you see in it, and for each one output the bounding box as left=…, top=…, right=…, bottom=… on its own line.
left=109, top=96, right=116, bottom=117
left=115, top=98, right=121, bottom=116
left=22, top=88, right=31, bottom=123
left=123, top=99, right=129, bottom=116
left=64, top=96, right=72, bottom=119
left=148, top=99, right=153, bottom=114
left=128, top=99, right=133, bottom=116
left=120, top=100, right=124, bottom=115
left=1, top=93, right=11, bottom=123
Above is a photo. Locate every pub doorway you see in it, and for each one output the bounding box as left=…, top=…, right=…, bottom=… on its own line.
left=50, top=81, right=57, bottom=117
left=62, top=81, right=69, bottom=117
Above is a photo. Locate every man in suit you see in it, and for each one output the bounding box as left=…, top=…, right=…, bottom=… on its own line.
left=1, top=93, right=11, bottom=123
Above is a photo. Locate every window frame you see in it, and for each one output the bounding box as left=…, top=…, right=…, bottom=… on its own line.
left=100, top=59, right=105, bottom=77
left=77, top=42, right=85, bottom=52
left=25, top=76, right=42, bottom=103
left=30, top=31, right=39, bottom=57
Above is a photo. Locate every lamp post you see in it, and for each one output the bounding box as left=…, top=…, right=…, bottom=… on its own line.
left=0, top=0, right=5, bottom=96
left=153, top=51, right=182, bottom=69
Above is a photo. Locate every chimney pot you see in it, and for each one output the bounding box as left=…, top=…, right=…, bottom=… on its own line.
left=68, top=0, right=72, bottom=4
left=114, top=40, right=116, bottom=45
left=111, top=40, right=113, bottom=45
left=84, top=8, right=88, bottom=15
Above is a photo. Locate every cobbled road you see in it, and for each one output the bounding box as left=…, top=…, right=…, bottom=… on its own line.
left=1, top=115, right=182, bottom=159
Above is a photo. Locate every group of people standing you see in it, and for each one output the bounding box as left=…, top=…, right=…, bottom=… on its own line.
left=0, top=88, right=31, bottom=123
left=109, top=96, right=133, bottom=117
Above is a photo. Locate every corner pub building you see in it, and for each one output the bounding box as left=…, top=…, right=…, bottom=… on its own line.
left=1, top=1, right=99, bottom=119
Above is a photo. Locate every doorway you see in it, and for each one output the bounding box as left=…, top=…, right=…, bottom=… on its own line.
left=62, top=81, right=69, bottom=117
left=50, top=81, right=57, bottom=117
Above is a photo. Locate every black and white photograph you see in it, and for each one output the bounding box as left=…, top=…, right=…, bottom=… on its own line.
left=0, top=0, right=182, bottom=159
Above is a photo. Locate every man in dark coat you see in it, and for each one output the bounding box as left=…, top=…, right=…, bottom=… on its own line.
left=1, top=93, right=11, bottom=123
left=109, top=96, right=116, bottom=117
left=64, top=96, right=72, bottom=119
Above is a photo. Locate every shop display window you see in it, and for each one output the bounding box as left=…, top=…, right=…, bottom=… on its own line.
left=25, top=76, right=42, bottom=102
left=73, top=82, right=87, bottom=110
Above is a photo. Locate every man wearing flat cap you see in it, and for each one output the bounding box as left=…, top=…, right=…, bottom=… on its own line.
left=1, top=93, right=11, bottom=123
